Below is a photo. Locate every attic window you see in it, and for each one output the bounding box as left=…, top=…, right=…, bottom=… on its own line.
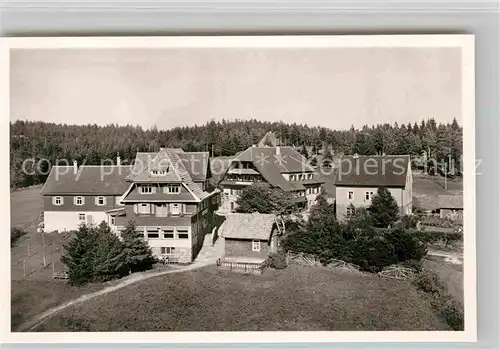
left=252, top=240, right=261, bottom=252
left=151, top=169, right=168, bottom=176
left=165, top=184, right=180, bottom=194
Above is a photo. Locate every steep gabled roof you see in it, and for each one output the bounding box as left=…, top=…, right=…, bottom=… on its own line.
left=125, top=148, right=211, bottom=201
left=41, top=165, right=133, bottom=195
left=335, top=155, right=410, bottom=188
left=178, top=151, right=210, bottom=181
left=222, top=213, right=275, bottom=240
left=225, top=146, right=320, bottom=192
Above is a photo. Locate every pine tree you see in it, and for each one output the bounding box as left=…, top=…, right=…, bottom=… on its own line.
left=300, top=143, right=309, bottom=159
left=369, top=187, right=400, bottom=228
left=92, top=222, right=128, bottom=281
left=121, top=220, right=156, bottom=273
left=61, top=225, right=97, bottom=285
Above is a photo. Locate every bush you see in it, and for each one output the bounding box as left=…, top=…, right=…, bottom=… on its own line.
left=413, top=270, right=444, bottom=295
left=440, top=296, right=464, bottom=331
left=385, top=227, right=428, bottom=262
left=267, top=252, right=288, bottom=270
left=345, top=235, right=397, bottom=273
left=61, top=221, right=154, bottom=285
left=413, top=270, right=464, bottom=331
left=400, top=259, right=423, bottom=273
left=399, top=214, right=419, bottom=229
left=11, top=228, right=26, bottom=246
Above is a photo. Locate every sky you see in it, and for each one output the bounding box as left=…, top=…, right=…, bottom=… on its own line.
left=10, top=47, right=462, bottom=130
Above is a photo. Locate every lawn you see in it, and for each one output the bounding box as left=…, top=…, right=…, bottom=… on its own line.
left=424, top=256, right=464, bottom=304
left=10, top=187, right=110, bottom=331
left=35, top=264, right=449, bottom=332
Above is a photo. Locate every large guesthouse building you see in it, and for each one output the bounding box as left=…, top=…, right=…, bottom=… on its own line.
left=41, top=148, right=220, bottom=263
left=217, top=145, right=324, bottom=213
left=335, top=155, right=413, bottom=220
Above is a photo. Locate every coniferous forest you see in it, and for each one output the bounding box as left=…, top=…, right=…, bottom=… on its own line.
left=10, top=118, right=462, bottom=188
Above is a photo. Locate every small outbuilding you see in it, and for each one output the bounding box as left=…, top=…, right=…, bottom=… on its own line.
left=220, top=212, right=278, bottom=265
left=438, top=194, right=463, bottom=222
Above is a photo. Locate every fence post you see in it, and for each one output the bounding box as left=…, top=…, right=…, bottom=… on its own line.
left=23, top=259, right=26, bottom=277
left=42, top=251, right=47, bottom=267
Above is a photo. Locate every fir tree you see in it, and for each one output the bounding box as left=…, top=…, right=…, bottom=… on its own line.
left=92, top=222, right=128, bottom=281
left=300, top=143, right=309, bottom=159
left=61, top=225, right=97, bottom=285
left=369, top=187, right=400, bottom=228
left=121, top=220, right=156, bottom=273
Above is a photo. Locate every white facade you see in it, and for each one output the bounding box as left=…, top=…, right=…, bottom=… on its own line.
left=43, top=211, right=109, bottom=233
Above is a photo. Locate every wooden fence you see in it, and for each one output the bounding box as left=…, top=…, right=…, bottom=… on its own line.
left=216, top=258, right=265, bottom=275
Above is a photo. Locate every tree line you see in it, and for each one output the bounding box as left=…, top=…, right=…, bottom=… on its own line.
left=10, top=117, right=462, bottom=188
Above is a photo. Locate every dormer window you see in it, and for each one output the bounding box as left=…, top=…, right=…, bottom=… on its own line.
left=140, top=185, right=154, bottom=194
left=164, top=184, right=180, bottom=194
left=151, top=169, right=168, bottom=176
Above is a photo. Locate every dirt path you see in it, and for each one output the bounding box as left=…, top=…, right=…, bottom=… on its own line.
left=17, top=261, right=213, bottom=332
left=427, top=249, right=463, bottom=265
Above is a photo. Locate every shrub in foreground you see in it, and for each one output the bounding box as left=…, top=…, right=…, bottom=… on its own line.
left=11, top=228, right=27, bottom=246
left=61, top=221, right=154, bottom=285
left=413, top=269, right=464, bottom=331
left=266, top=252, right=288, bottom=269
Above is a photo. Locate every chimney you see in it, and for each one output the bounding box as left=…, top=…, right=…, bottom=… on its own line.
left=117, top=152, right=121, bottom=166
left=73, top=160, right=78, bottom=174
left=276, top=146, right=281, bottom=156
left=353, top=153, right=359, bottom=159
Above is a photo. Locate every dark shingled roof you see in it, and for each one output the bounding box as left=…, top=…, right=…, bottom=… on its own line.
left=41, top=165, right=133, bottom=195
left=335, top=155, right=410, bottom=188
left=225, top=146, right=321, bottom=192
left=221, top=213, right=275, bottom=240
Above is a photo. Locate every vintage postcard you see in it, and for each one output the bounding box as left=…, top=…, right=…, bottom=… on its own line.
left=0, top=35, right=475, bottom=343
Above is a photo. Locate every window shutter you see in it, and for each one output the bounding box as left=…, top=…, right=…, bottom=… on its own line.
left=152, top=186, right=157, bottom=194
left=182, top=204, right=186, bottom=213
left=134, top=204, right=138, bottom=214
left=52, top=197, right=56, bottom=205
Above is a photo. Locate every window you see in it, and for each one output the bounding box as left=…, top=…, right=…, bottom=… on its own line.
left=308, top=173, right=313, bottom=180
left=348, top=191, right=354, bottom=200
left=135, top=230, right=145, bottom=239
left=151, top=169, right=168, bottom=176
left=290, top=175, right=296, bottom=181
left=140, top=185, right=153, bottom=194
left=162, top=229, right=175, bottom=239
left=147, top=229, right=160, bottom=239
left=252, top=240, right=261, bottom=252
left=170, top=203, right=181, bottom=215
left=53, top=196, right=63, bottom=206
left=95, top=196, right=106, bottom=206
left=78, top=213, right=85, bottom=221
left=138, top=203, right=151, bottom=214
left=299, top=174, right=304, bottom=180
left=365, top=191, right=374, bottom=201
left=74, top=196, right=84, bottom=206
left=346, top=206, right=356, bottom=217
left=111, top=217, right=116, bottom=225
left=177, top=229, right=189, bottom=239
left=165, top=184, right=180, bottom=194
left=161, top=247, right=175, bottom=255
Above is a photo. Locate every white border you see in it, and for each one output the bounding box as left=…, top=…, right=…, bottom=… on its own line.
left=0, top=35, right=476, bottom=344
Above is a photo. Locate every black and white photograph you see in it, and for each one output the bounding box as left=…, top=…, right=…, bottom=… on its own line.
left=1, top=35, right=475, bottom=343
